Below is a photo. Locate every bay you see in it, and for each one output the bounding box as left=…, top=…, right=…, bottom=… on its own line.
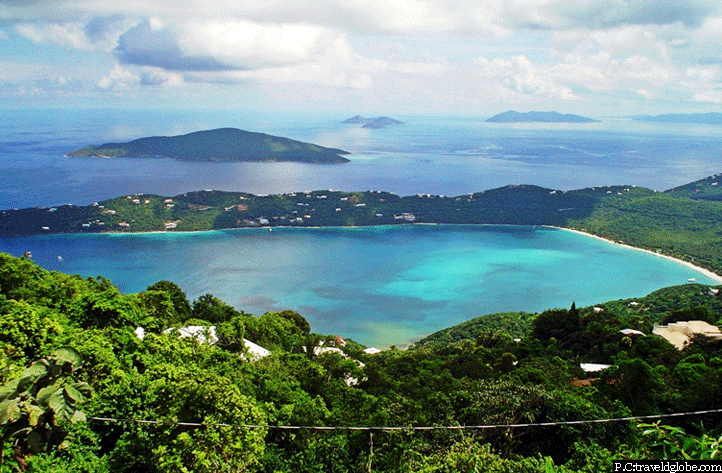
left=1, top=225, right=717, bottom=347
left=3, top=109, right=722, bottom=347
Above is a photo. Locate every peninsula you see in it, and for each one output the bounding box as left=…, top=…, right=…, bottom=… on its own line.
left=4, top=174, right=722, bottom=276
left=486, top=110, right=598, bottom=123
left=67, top=127, right=350, bottom=164
left=342, top=116, right=404, bottom=128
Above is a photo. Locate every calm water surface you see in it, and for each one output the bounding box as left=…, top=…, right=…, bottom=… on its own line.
left=2, top=109, right=722, bottom=209
left=1, top=225, right=716, bottom=347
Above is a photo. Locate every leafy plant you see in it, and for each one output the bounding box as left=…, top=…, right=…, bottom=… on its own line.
left=0, top=347, right=92, bottom=471
left=640, top=422, right=722, bottom=460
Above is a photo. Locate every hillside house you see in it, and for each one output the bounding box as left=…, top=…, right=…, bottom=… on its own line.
left=653, top=320, right=722, bottom=349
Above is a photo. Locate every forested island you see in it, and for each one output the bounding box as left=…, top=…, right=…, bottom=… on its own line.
left=4, top=174, right=722, bottom=275
left=67, top=128, right=350, bottom=164
left=486, top=111, right=598, bottom=123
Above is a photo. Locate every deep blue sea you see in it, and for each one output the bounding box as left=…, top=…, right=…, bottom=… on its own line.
left=1, top=109, right=721, bottom=346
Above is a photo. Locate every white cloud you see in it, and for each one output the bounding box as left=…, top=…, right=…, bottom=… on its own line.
left=3, top=0, right=722, bottom=112
left=98, top=64, right=139, bottom=90
left=341, top=0, right=452, bottom=32
left=140, top=67, right=182, bottom=86
left=474, top=55, right=577, bottom=100
left=16, top=21, right=90, bottom=48
left=15, top=15, right=129, bottom=51
left=180, top=21, right=329, bottom=69
left=503, top=0, right=718, bottom=30
left=692, top=90, right=722, bottom=103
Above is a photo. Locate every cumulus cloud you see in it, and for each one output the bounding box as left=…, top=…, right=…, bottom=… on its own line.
left=4, top=0, right=722, bottom=112
left=180, top=21, right=330, bottom=69
left=83, top=14, right=123, bottom=44
left=115, top=20, right=231, bottom=71
left=505, top=0, right=718, bottom=30
left=692, top=90, right=722, bottom=103
left=474, top=55, right=577, bottom=100
left=555, top=0, right=715, bottom=29
left=114, top=19, right=350, bottom=72
left=15, top=15, right=128, bottom=50
left=140, top=68, right=182, bottom=86
left=16, top=21, right=90, bottom=48
left=98, top=64, right=139, bottom=91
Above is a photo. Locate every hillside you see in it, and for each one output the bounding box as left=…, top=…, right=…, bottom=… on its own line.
left=1, top=252, right=722, bottom=471
left=486, top=110, right=598, bottom=123
left=417, top=283, right=722, bottom=346
left=665, top=173, right=722, bottom=201
left=67, top=127, right=350, bottom=164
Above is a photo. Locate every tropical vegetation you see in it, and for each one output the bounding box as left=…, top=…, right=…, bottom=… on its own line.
left=1, top=252, right=722, bottom=471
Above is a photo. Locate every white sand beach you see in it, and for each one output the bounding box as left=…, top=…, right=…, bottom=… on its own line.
left=555, top=226, right=722, bottom=285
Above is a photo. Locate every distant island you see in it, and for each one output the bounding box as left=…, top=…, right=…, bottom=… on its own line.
left=68, top=127, right=350, bottom=164
left=342, top=116, right=404, bottom=129
left=633, top=112, right=722, bottom=125
left=486, top=111, right=598, bottom=123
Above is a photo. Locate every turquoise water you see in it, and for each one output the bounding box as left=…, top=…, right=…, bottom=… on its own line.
left=1, top=225, right=717, bottom=347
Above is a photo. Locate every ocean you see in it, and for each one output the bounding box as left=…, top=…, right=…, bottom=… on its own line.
left=2, top=109, right=722, bottom=209
left=1, top=109, right=721, bottom=346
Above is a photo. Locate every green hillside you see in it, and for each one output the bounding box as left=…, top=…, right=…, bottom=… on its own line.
left=1, top=253, right=722, bottom=471
left=665, top=173, right=722, bottom=201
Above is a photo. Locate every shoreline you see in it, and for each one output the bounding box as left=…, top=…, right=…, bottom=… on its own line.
left=552, top=226, right=722, bottom=284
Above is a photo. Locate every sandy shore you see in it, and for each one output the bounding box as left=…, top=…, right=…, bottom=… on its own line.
left=553, top=226, right=722, bottom=285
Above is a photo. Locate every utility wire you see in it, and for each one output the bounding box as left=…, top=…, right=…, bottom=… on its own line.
left=89, top=408, right=722, bottom=431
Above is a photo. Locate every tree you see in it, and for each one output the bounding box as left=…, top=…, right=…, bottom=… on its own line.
left=599, top=359, right=663, bottom=415
left=68, top=290, right=141, bottom=329
left=0, top=347, right=92, bottom=471
left=146, top=281, right=192, bottom=322
left=191, top=294, right=242, bottom=324
left=135, top=290, right=178, bottom=333
left=532, top=304, right=581, bottom=342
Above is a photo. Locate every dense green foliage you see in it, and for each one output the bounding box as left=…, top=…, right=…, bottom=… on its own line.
left=6, top=174, right=722, bottom=278
left=67, top=128, right=350, bottom=164
left=1, top=253, right=722, bottom=471
left=0, top=347, right=91, bottom=471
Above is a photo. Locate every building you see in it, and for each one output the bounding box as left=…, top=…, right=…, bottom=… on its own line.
left=653, top=320, right=722, bottom=350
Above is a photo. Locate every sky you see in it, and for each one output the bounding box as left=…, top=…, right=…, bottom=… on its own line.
left=1, top=0, right=722, bottom=116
